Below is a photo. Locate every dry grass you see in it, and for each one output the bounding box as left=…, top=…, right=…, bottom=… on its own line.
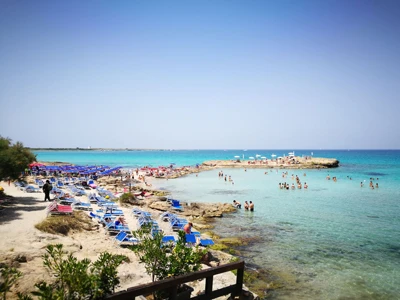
left=35, top=211, right=94, bottom=235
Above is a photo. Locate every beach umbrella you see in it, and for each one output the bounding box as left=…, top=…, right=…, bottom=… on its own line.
left=271, top=154, right=276, bottom=157
left=234, top=156, right=240, bottom=158
left=249, top=157, right=255, bottom=159
left=261, top=156, right=266, bottom=159
left=29, top=162, right=45, bottom=167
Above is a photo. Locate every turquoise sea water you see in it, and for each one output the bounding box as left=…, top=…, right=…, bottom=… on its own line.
left=35, top=150, right=400, bottom=299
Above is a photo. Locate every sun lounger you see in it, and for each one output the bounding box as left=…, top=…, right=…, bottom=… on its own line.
left=185, top=234, right=197, bottom=244
left=72, top=202, right=93, bottom=211
left=132, top=209, right=151, bottom=218
left=162, top=235, right=176, bottom=245
left=160, top=211, right=176, bottom=222
left=35, top=179, right=45, bottom=188
left=105, top=221, right=130, bottom=233
left=25, top=185, right=41, bottom=193
left=114, top=231, right=139, bottom=246
left=56, top=181, right=65, bottom=189
left=171, top=199, right=184, bottom=211
left=199, top=239, right=215, bottom=246
left=47, top=201, right=73, bottom=215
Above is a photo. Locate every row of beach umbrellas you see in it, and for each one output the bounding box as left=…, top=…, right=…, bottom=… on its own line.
left=234, top=152, right=295, bottom=160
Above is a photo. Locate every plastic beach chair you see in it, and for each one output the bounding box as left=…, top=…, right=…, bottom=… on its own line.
left=114, top=231, right=139, bottom=245
left=199, top=239, right=215, bottom=246
left=171, top=199, right=184, bottom=211
left=105, top=222, right=130, bottom=233
left=47, top=202, right=73, bottom=215
left=162, top=235, right=176, bottom=246
left=185, top=234, right=197, bottom=244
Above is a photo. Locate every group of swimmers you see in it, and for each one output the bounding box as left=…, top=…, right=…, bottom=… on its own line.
left=279, top=182, right=308, bottom=190
left=279, top=172, right=308, bottom=190
left=362, top=178, right=379, bottom=189
left=218, top=171, right=234, bottom=185
left=233, top=200, right=254, bottom=211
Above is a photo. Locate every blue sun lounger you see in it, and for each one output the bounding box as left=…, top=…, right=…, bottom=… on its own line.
left=114, top=231, right=139, bottom=245
left=171, top=199, right=184, bottom=211
left=161, top=236, right=176, bottom=246
left=105, top=221, right=130, bottom=233
left=199, top=239, right=215, bottom=246
left=185, top=234, right=197, bottom=244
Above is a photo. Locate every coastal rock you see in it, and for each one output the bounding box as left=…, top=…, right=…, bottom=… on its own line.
left=148, top=201, right=172, bottom=211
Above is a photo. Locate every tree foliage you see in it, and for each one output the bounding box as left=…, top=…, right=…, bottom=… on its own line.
left=131, top=227, right=206, bottom=282
left=0, top=136, right=36, bottom=180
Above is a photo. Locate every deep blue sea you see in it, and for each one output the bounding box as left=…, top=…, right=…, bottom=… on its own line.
left=35, top=150, right=400, bottom=299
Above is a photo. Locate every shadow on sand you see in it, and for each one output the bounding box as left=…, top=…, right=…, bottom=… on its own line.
left=0, top=195, right=47, bottom=225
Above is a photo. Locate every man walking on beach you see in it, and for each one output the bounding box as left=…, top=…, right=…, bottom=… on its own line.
left=43, top=180, right=52, bottom=201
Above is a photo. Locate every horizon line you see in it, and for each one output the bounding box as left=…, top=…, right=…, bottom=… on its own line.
left=29, top=147, right=400, bottom=151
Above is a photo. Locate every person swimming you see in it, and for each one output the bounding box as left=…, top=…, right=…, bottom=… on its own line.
left=233, top=200, right=241, bottom=208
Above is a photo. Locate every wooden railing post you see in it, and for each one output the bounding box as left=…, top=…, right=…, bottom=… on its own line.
left=205, top=276, right=213, bottom=295
left=234, top=261, right=244, bottom=298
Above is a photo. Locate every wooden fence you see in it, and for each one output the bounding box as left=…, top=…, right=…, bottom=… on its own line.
left=107, top=260, right=245, bottom=300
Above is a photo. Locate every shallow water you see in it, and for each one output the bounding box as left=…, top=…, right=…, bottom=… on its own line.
left=36, top=150, right=400, bottom=299
left=153, top=168, right=400, bottom=299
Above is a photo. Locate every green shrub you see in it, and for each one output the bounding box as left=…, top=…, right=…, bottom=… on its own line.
left=119, top=193, right=140, bottom=205
left=17, top=244, right=127, bottom=300
left=0, top=265, right=22, bottom=300
left=131, top=228, right=206, bottom=282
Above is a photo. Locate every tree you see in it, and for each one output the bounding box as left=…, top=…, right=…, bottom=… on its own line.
left=131, top=227, right=206, bottom=282
left=0, top=136, right=36, bottom=181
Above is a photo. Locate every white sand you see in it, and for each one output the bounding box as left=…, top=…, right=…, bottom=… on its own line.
left=0, top=181, right=239, bottom=299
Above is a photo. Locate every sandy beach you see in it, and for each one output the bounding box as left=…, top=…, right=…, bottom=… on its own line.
left=0, top=181, right=241, bottom=299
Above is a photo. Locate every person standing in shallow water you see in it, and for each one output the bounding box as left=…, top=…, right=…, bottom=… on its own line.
left=244, top=201, right=249, bottom=210
left=249, top=201, right=254, bottom=211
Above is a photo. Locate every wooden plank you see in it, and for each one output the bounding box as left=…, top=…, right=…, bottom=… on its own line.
left=191, top=285, right=236, bottom=300
left=107, top=260, right=244, bottom=300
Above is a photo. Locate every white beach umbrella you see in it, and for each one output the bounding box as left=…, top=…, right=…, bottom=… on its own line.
left=249, top=157, right=255, bottom=159
left=234, top=156, right=240, bottom=158
left=261, top=156, right=266, bottom=159
left=271, top=154, right=277, bottom=157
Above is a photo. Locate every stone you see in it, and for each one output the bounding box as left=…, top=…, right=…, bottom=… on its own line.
left=14, top=254, right=28, bottom=263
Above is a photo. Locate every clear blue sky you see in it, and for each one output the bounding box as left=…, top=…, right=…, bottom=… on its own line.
left=1, top=0, right=399, bottom=149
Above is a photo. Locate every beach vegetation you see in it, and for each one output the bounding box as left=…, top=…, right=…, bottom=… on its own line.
left=210, top=243, right=229, bottom=251
left=130, top=227, right=206, bottom=298
left=131, top=228, right=206, bottom=282
left=35, top=211, right=94, bottom=235
left=0, top=136, right=36, bottom=181
left=0, top=265, right=22, bottom=300
left=119, top=193, right=143, bottom=206
left=25, top=244, right=127, bottom=300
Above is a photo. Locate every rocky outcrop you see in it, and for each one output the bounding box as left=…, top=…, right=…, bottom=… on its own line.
left=147, top=200, right=237, bottom=219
